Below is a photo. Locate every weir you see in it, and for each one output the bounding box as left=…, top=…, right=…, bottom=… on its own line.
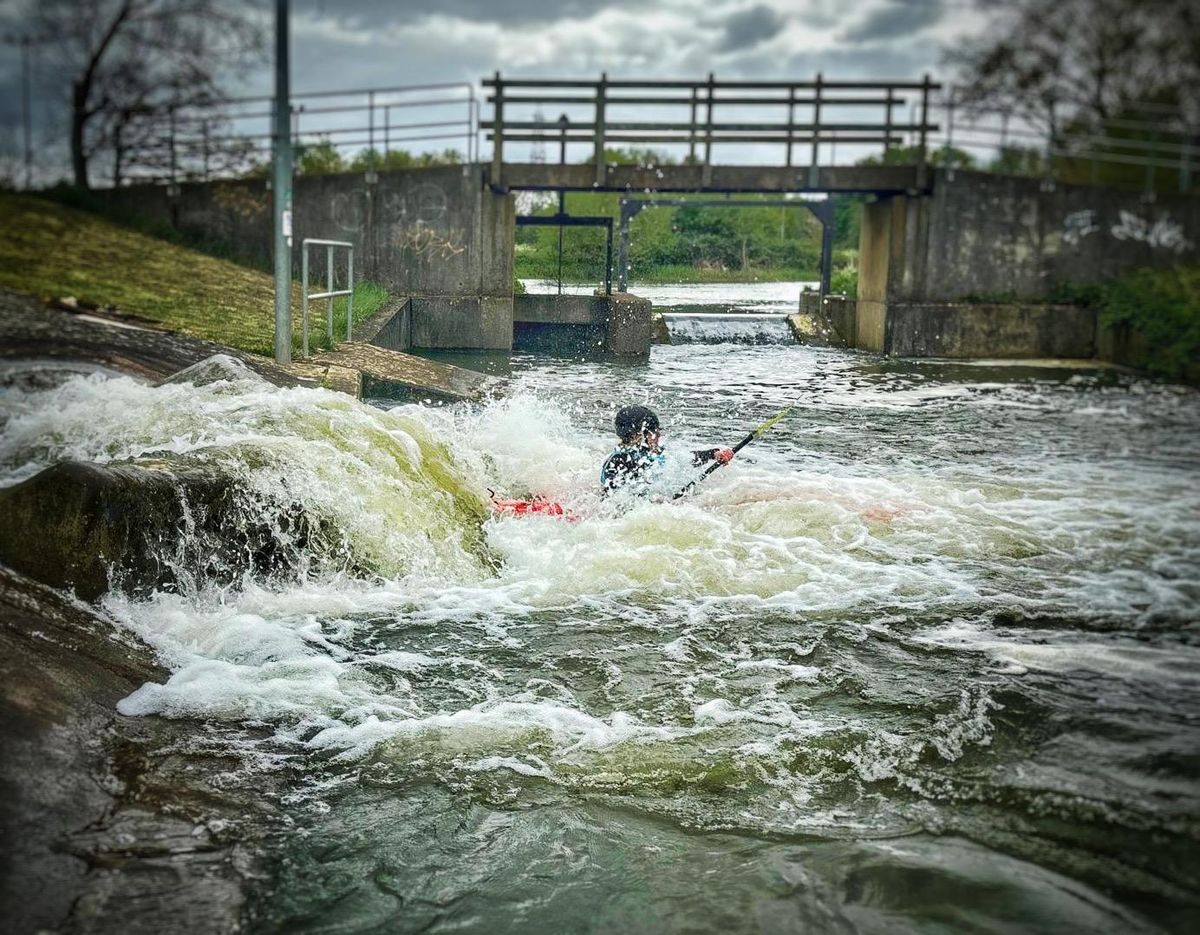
left=661, top=312, right=794, bottom=345
left=92, top=72, right=1200, bottom=364
left=97, top=159, right=1200, bottom=362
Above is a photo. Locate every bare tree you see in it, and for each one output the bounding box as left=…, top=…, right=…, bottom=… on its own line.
left=946, top=0, right=1200, bottom=133
left=27, top=0, right=265, bottom=188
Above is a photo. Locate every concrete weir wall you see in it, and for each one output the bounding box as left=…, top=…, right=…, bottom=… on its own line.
left=99, top=166, right=516, bottom=351
left=856, top=169, right=1200, bottom=358
left=513, top=293, right=652, bottom=356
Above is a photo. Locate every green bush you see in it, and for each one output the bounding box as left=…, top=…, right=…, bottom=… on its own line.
left=830, top=267, right=858, bottom=296
left=1099, top=266, right=1200, bottom=379
left=1052, top=268, right=1200, bottom=380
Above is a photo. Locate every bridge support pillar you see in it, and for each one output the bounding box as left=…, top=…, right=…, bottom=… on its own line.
left=854, top=192, right=931, bottom=353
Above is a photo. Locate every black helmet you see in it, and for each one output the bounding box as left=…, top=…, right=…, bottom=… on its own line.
left=615, top=405, right=660, bottom=439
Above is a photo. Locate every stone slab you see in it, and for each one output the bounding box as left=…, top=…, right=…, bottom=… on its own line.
left=308, top=341, right=503, bottom=403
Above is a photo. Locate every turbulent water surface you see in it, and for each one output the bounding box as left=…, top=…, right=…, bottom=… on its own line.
left=2, top=323, right=1199, bottom=932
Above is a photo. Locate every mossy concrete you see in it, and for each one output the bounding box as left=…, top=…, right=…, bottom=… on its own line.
left=0, top=455, right=316, bottom=602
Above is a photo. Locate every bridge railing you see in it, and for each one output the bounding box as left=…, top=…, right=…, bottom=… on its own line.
left=923, top=92, right=1197, bottom=193
left=86, top=83, right=480, bottom=187
left=482, top=73, right=942, bottom=186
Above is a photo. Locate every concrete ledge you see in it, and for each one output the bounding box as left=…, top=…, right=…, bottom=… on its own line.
left=307, top=341, right=503, bottom=403
left=0, top=287, right=317, bottom=387
left=514, top=294, right=606, bottom=325
left=887, top=303, right=1098, bottom=359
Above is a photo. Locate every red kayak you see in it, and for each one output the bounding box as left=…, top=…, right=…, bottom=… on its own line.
left=490, top=495, right=578, bottom=521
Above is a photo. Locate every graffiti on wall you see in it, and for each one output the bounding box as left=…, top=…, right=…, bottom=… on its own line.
left=328, top=180, right=468, bottom=261
left=331, top=189, right=367, bottom=232
left=1110, top=210, right=1194, bottom=254
left=1062, top=209, right=1099, bottom=246
left=394, top=226, right=467, bottom=259
left=1060, top=207, right=1194, bottom=255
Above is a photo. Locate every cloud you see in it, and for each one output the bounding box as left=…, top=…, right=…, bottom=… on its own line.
left=842, top=0, right=947, bottom=44
left=718, top=4, right=786, bottom=52
left=296, top=0, right=629, bottom=29
left=0, top=0, right=976, bottom=176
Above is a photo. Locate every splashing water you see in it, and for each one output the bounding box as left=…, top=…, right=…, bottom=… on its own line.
left=2, top=341, right=1199, bottom=932
left=663, top=313, right=796, bottom=344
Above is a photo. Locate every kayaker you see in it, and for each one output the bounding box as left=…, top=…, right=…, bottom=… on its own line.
left=601, top=404, right=734, bottom=496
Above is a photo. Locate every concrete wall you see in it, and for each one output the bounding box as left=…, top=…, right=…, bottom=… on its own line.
left=888, top=303, right=1097, bottom=358
left=855, top=169, right=1200, bottom=358
left=512, top=293, right=652, bottom=356
left=873, top=166, right=1200, bottom=304
left=921, top=170, right=1200, bottom=301
left=100, top=166, right=516, bottom=351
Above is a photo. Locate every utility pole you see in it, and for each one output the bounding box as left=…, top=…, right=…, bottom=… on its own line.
left=272, top=0, right=293, bottom=364
left=20, top=36, right=31, bottom=189
left=1, top=33, right=36, bottom=189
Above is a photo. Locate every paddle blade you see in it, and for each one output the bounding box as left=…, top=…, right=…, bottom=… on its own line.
left=753, top=405, right=793, bottom=439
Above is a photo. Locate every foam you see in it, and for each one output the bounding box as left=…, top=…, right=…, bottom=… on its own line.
left=2, top=351, right=1196, bottom=812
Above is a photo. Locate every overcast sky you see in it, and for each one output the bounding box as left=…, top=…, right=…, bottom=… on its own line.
left=0, top=0, right=988, bottom=180
left=284, top=0, right=982, bottom=92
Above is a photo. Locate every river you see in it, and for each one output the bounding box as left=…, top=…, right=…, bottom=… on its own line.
left=1, top=284, right=1198, bottom=932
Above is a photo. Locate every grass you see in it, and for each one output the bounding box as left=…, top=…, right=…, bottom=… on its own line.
left=300, top=281, right=390, bottom=354
left=0, top=192, right=387, bottom=358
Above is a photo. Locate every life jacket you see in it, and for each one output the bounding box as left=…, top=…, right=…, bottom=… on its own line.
left=600, top=444, right=667, bottom=495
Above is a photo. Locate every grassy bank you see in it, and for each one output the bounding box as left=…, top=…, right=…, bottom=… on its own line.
left=0, top=192, right=386, bottom=357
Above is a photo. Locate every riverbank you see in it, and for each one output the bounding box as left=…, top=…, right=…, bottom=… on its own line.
left=0, top=192, right=385, bottom=357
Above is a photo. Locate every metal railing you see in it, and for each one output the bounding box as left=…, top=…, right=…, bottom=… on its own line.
left=920, top=90, right=1197, bottom=193
left=101, top=82, right=479, bottom=186
left=300, top=238, right=354, bottom=358
left=483, top=73, right=942, bottom=184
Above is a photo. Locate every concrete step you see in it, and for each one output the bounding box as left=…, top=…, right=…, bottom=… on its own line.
left=304, top=341, right=503, bottom=404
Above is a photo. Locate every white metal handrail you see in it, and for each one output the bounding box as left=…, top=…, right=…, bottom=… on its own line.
left=300, top=238, right=354, bottom=357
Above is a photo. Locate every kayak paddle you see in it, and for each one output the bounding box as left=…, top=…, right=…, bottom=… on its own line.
left=672, top=404, right=794, bottom=500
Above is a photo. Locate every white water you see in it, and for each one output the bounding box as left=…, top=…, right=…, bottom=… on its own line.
left=522, top=278, right=816, bottom=314
left=3, top=343, right=1199, bottom=930
left=663, top=313, right=795, bottom=343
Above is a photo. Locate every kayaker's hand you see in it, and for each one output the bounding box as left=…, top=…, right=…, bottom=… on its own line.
left=715, top=448, right=735, bottom=464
